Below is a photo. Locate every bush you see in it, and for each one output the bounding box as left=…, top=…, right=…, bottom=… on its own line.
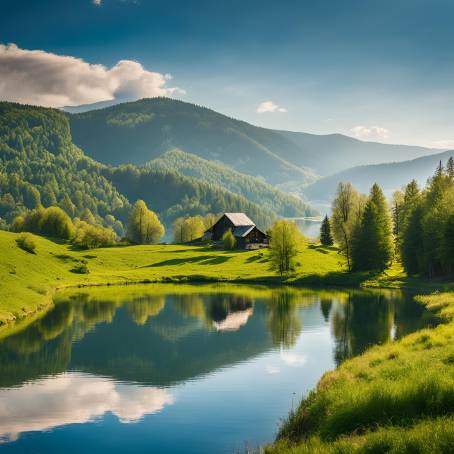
left=222, top=229, right=236, bottom=250
left=73, top=220, right=116, bottom=249
left=12, top=206, right=73, bottom=240
left=70, top=264, right=89, bottom=274
left=16, top=233, right=37, bottom=254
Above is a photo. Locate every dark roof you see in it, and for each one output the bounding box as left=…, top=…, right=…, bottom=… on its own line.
left=223, top=213, right=255, bottom=227
left=233, top=225, right=255, bottom=238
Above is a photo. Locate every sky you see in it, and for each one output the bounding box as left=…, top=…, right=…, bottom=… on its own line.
left=1, top=0, right=454, bottom=148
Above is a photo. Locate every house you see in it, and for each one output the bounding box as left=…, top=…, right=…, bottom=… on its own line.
left=205, top=213, right=268, bottom=249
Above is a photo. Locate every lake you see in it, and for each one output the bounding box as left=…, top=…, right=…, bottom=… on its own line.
left=0, top=284, right=438, bottom=453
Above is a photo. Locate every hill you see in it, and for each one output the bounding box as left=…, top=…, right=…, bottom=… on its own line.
left=0, top=102, right=129, bottom=228
left=304, top=150, right=454, bottom=202
left=148, top=149, right=316, bottom=217
left=67, top=98, right=438, bottom=185
left=0, top=102, right=284, bottom=230
left=69, top=98, right=317, bottom=186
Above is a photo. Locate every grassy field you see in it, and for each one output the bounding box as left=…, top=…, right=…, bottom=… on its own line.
left=0, top=230, right=346, bottom=331
left=266, top=291, right=454, bottom=453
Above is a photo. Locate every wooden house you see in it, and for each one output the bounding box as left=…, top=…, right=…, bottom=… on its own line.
left=205, top=213, right=268, bottom=249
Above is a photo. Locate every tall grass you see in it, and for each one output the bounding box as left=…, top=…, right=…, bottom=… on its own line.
left=268, top=292, right=454, bottom=453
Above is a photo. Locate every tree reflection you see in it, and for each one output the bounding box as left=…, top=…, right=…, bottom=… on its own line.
left=126, top=295, right=165, bottom=325
left=332, top=291, right=394, bottom=364
left=267, top=290, right=302, bottom=348
left=320, top=299, right=332, bottom=322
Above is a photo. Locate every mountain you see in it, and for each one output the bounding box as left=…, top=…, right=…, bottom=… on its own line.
left=304, top=150, right=454, bottom=202
left=68, top=97, right=438, bottom=186
left=0, top=102, right=129, bottom=227
left=0, top=102, right=282, bottom=231
left=275, top=130, right=439, bottom=176
left=148, top=149, right=316, bottom=217
left=68, top=98, right=317, bottom=186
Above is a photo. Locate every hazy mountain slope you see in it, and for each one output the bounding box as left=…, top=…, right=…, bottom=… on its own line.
left=304, top=150, right=454, bottom=202
left=148, top=149, right=316, bottom=217
left=69, top=98, right=317, bottom=185
left=276, top=131, right=439, bottom=175
left=68, top=97, right=438, bottom=184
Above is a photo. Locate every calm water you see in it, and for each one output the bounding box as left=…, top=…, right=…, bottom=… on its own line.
left=0, top=285, right=438, bottom=453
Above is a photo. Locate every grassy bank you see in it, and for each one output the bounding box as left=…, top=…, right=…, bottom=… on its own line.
left=0, top=230, right=345, bottom=331
left=266, top=292, right=454, bottom=453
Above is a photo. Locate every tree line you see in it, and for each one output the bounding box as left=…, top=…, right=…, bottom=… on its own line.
left=12, top=200, right=165, bottom=249
left=323, top=158, right=454, bottom=277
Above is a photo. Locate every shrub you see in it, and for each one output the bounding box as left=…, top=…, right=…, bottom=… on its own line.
left=70, top=264, right=89, bottom=274
left=222, top=229, right=236, bottom=250
left=73, top=220, right=116, bottom=249
left=16, top=233, right=37, bottom=254
left=12, top=206, right=73, bottom=240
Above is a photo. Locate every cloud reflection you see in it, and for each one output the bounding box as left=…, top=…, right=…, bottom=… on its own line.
left=0, top=372, right=174, bottom=443
left=280, top=351, right=307, bottom=366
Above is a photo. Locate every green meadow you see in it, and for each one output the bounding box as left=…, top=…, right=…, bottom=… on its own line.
left=0, top=230, right=344, bottom=332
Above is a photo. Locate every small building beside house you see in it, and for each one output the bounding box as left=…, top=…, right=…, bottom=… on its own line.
left=205, top=213, right=268, bottom=249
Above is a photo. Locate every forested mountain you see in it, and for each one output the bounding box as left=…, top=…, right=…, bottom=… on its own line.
left=0, top=102, right=129, bottom=227
left=68, top=98, right=437, bottom=185
left=69, top=98, right=316, bottom=186
left=148, top=149, right=315, bottom=217
left=304, top=150, right=454, bottom=202
left=0, top=102, right=288, bottom=231
left=103, top=165, right=277, bottom=228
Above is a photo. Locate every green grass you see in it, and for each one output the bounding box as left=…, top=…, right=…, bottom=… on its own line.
left=0, top=230, right=345, bottom=332
left=266, top=291, right=454, bottom=453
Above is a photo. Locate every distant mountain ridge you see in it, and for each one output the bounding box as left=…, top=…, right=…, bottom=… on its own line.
left=304, top=149, right=454, bottom=202
left=67, top=97, right=439, bottom=186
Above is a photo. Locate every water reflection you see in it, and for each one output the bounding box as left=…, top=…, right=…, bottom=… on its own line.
left=0, top=285, right=438, bottom=451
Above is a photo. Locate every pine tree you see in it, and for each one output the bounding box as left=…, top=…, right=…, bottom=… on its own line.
left=442, top=213, right=454, bottom=275
left=436, top=160, right=444, bottom=177
left=320, top=215, right=334, bottom=246
left=352, top=184, right=393, bottom=271
left=401, top=203, right=424, bottom=275
left=447, top=156, right=454, bottom=178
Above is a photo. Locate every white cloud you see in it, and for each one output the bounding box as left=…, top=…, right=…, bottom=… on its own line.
left=93, top=0, right=102, bottom=5
left=349, top=125, right=390, bottom=141
left=0, top=43, right=184, bottom=108
left=430, top=139, right=454, bottom=150
left=0, top=372, right=174, bottom=443
left=256, top=101, right=287, bottom=113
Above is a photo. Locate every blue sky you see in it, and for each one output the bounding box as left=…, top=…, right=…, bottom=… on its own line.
left=1, top=0, right=454, bottom=147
